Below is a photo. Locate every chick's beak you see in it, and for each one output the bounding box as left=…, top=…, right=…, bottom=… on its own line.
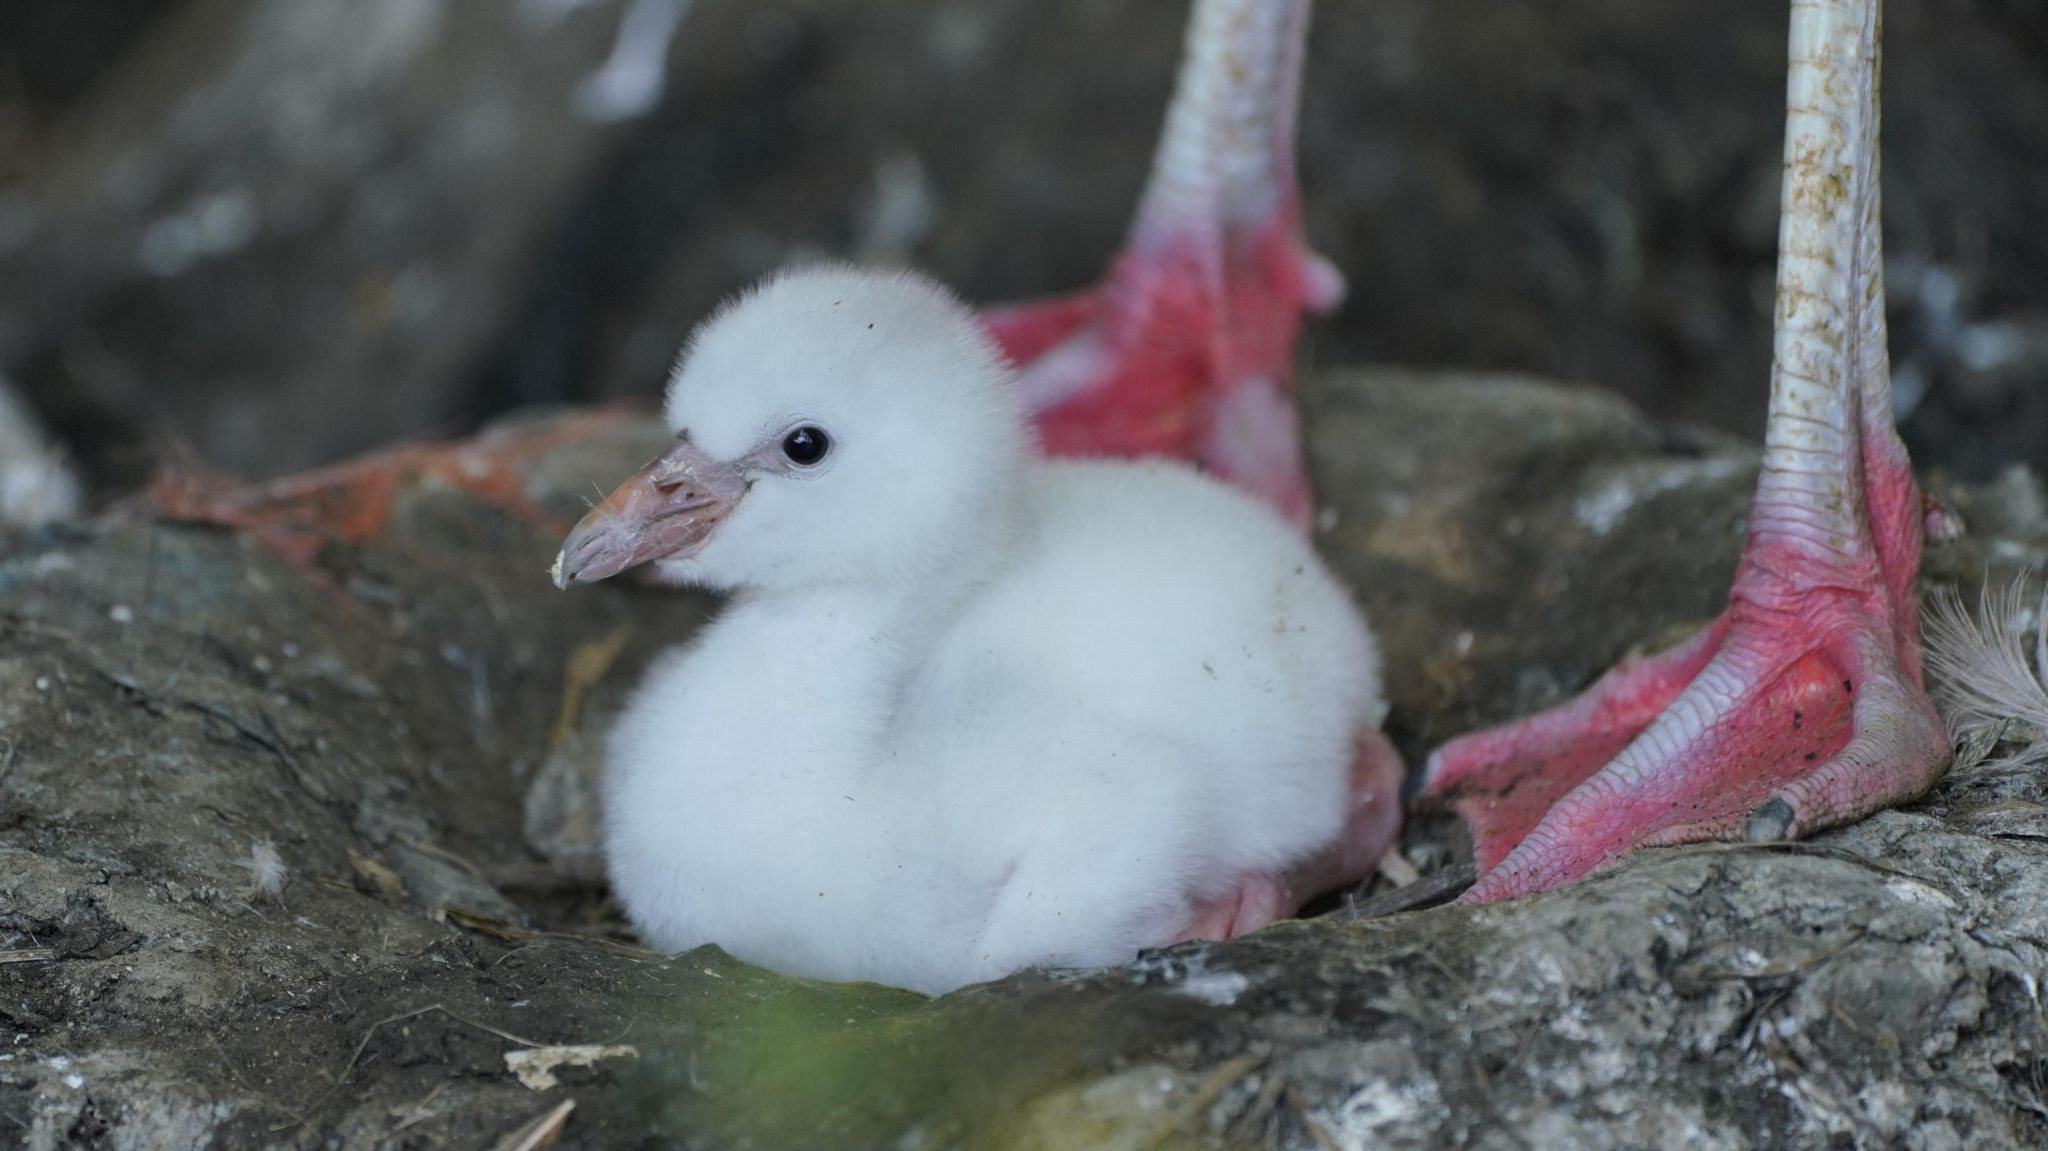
left=552, top=439, right=747, bottom=588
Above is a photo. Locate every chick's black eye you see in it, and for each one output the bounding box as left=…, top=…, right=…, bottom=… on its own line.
left=782, top=425, right=830, bottom=466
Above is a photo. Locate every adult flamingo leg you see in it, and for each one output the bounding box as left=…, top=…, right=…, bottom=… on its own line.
left=1419, top=0, right=1951, bottom=903
left=983, top=0, right=1340, bottom=528
left=987, top=1, right=1399, bottom=931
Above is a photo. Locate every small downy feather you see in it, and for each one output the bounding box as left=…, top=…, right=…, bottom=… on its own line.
left=240, top=839, right=289, bottom=901
left=1923, top=572, right=2048, bottom=770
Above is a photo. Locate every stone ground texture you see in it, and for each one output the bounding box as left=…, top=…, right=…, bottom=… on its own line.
left=2, top=370, right=2047, bottom=1148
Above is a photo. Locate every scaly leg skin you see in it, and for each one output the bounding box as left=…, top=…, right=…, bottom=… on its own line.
left=983, top=0, right=1343, bottom=529
left=1418, top=0, right=1950, bottom=904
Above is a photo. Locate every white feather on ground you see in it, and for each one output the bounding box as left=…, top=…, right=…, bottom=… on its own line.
left=573, top=0, right=691, bottom=122
left=0, top=378, right=81, bottom=529
left=240, top=839, right=289, bottom=900
left=1924, top=572, right=2048, bottom=770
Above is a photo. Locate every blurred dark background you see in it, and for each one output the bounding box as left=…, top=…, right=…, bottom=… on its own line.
left=1, top=0, right=2043, bottom=501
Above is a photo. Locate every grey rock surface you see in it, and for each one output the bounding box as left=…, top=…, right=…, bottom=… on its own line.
left=0, top=0, right=629, bottom=482
left=1, top=369, right=2044, bottom=1148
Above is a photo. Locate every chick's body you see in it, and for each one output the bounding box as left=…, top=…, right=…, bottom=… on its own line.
left=587, top=267, right=1383, bottom=994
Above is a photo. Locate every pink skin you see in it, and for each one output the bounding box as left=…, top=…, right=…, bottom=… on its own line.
left=983, top=0, right=1343, bottom=532
left=1177, top=729, right=1405, bottom=942
left=1419, top=0, right=1951, bottom=903
left=552, top=438, right=745, bottom=588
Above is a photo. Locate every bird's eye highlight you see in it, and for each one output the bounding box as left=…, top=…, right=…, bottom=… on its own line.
left=781, top=425, right=830, bottom=466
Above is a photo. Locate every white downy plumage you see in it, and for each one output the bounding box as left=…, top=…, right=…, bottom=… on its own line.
left=590, top=266, right=1383, bottom=994
left=0, top=378, right=81, bottom=530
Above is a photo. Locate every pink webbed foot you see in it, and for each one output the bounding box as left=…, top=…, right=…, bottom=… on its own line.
left=1178, top=873, right=1292, bottom=943
left=1425, top=586, right=1948, bottom=903
left=1421, top=621, right=1729, bottom=883
left=981, top=0, right=1341, bottom=530
left=1418, top=0, right=1953, bottom=903
left=1178, top=729, right=1406, bottom=941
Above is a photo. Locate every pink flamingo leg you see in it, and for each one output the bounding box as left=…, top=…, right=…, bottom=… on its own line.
left=982, top=0, right=1342, bottom=529
left=1419, top=0, right=1950, bottom=903
left=986, top=1, right=1400, bottom=927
